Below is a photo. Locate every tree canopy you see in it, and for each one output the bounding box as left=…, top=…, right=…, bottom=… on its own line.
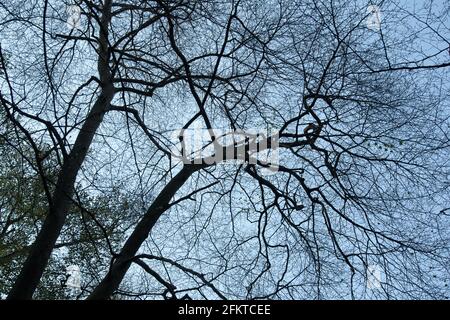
left=1, top=0, right=450, bottom=300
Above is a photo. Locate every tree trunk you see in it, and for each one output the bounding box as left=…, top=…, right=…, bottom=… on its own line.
left=87, top=165, right=199, bottom=299
left=7, top=0, right=114, bottom=300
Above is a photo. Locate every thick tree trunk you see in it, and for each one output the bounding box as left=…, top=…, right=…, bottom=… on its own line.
left=7, top=0, right=114, bottom=300
left=87, top=165, right=199, bottom=300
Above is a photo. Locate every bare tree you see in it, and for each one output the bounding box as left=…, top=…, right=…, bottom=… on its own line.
left=1, top=0, right=450, bottom=300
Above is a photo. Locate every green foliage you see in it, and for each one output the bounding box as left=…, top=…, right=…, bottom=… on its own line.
left=0, top=111, right=134, bottom=299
